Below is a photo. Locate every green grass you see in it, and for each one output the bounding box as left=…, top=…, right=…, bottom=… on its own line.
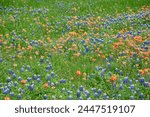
left=0, top=0, right=150, bottom=100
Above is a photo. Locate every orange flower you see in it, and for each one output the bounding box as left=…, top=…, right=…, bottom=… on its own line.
left=4, top=96, right=10, bottom=100
left=76, top=70, right=81, bottom=76
left=73, top=53, right=80, bottom=57
left=27, top=45, right=33, bottom=51
left=0, top=39, right=3, bottom=43
left=139, top=70, right=145, bottom=75
left=21, top=80, right=26, bottom=85
left=134, top=36, right=142, bottom=42
left=110, top=75, right=117, bottom=82
left=35, top=51, right=39, bottom=55
left=43, top=83, right=49, bottom=89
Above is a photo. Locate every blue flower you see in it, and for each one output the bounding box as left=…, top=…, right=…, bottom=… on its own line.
left=140, top=93, right=144, bottom=99
left=79, top=85, right=84, bottom=91
left=47, top=74, right=51, bottom=81
left=84, top=91, right=90, bottom=98
left=123, top=77, right=128, bottom=84
left=27, top=77, right=32, bottom=82
left=0, top=57, right=3, bottom=63
left=97, top=89, right=102, bottom=95
left=7, top=77, right=11, bottom=82
left=18, top=76, right=22, bottom=81
left=37, top=78, right=41, bottom=83
left=43, top=94, right=48, bottom=100
left=17, top=94, right=22, bottom=99
left=14, top=81, right=18, bottom=87
left=130, top=84, right=135, bottom=90
left=139, top=77, right=144, bottom=84
left=144, top=82, right=149, bottom=87
left=68, top=95, right=73, bottom=100
left=94, top=93, right=99, bottom=98
left=119, top=84, right=123, bottom=90
left=130, top=96, right=134, bottom=100
left=33, top=74, right=37, bottom=80
left=51, top=71, right=55, bottom=78
left=61, top=88, right=66, bottom=92
left=103, top=93, right=107, bottom=100
left=10, top=92, right=14, bottom=97
left=76, top=90, right=81, bottom=98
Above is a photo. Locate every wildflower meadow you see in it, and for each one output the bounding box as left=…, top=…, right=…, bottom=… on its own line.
left=0, top=0, right=150, bottom=100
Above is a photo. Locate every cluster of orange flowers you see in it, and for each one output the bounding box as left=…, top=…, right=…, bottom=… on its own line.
left=112, top=39, right=124, bottom=49
left=109, top=75, right=117, bottom=83
left=139, top=68, right=150, bottom=75
left=134, top=36, right=143, bottom=42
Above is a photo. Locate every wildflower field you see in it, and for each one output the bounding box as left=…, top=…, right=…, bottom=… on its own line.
left=0, top=0, right=150, bottom=100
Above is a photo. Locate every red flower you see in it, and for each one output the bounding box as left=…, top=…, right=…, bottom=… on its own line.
left=76, top=70, right=81, bottom=76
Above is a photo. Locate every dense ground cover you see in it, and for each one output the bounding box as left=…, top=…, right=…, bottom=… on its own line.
left=0, top=0, right=150, bottom=100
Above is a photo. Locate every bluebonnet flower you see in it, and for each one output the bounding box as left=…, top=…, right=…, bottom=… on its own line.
left=107, top=62, right=110, bottom=69
left=7, top=77, right=11, bottom=82
left=94, top=93, right=99, bottom=98
left=79, top=85, right=84, bottom=91
left=103, top=93, right=107, bottom=100
left=20, top=67, right=24, bottom=72
left=91, top=88, right=97, bottom=93
left=26, top=65, right=31, bottom=71
left=144, top=82, right=149, bottom=87
left=10, top=92, right=14, bottom=97
left=21, top=89, right=25, bottom=94
left=140, top=93, right=144, bottom=99
left=3, top=89, right=9, bottom=94
left=12, top=73, right=17, bottom=79
left=68, top=95, right=73, bottom=100
left=37, top=75, right=41, bottom=79
left=119, top=84, right=123, bottom=90
left=130, top=80, right=133, bottom=84
left=8, top=69, right=14, bottom=75
left=18, top=76, right=22, bottom=81
left=97, top=89, right=102, bottom=95
left=33, top=74, right=37, bottom=80
left=46, top=64, right=52, bottom=71
left=51, top=71, right=55, bottom=78
left=118, top=94, right=121, bottom=99
left=115, top=68, right=118, bottom=73
left=109, top=55, right=113, bottom=61
left=37, top=78, right=41, bottom=83
left=87, top=97, right=92, bottom=100
left=62, top=88, right=66, bottom=92
left=14, top=81, right=18, bottom=87
left=0, top=57, right=3, bottom=63
left=47, top=74, right=51, bottom=81
left=43, top=94, right=48, bottom=100
left=67, top=91, right=72, bottom=95
left=120, top=70, right=123, bottom=75
left=130, top=96, right=134, bottom=100
left=76, top=90, right=81, bottom=98
left=84, top=90, right=90, bottom=98
left=17, top=94, right=22, bottom=99
left=139, top=77, right=144, bottom=84
left=28, top=84, right=34, bottom=91
left=48, top=81, right=51, bottom=86
left=130, top=84, right=135, bottom=90
left=71, top=84, right=75, bottom=89
left=60, top=79, right=66, bottom=83
left=123, top=77, right=128, bottom=84
left=27, top=77, right=32, bottom=82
